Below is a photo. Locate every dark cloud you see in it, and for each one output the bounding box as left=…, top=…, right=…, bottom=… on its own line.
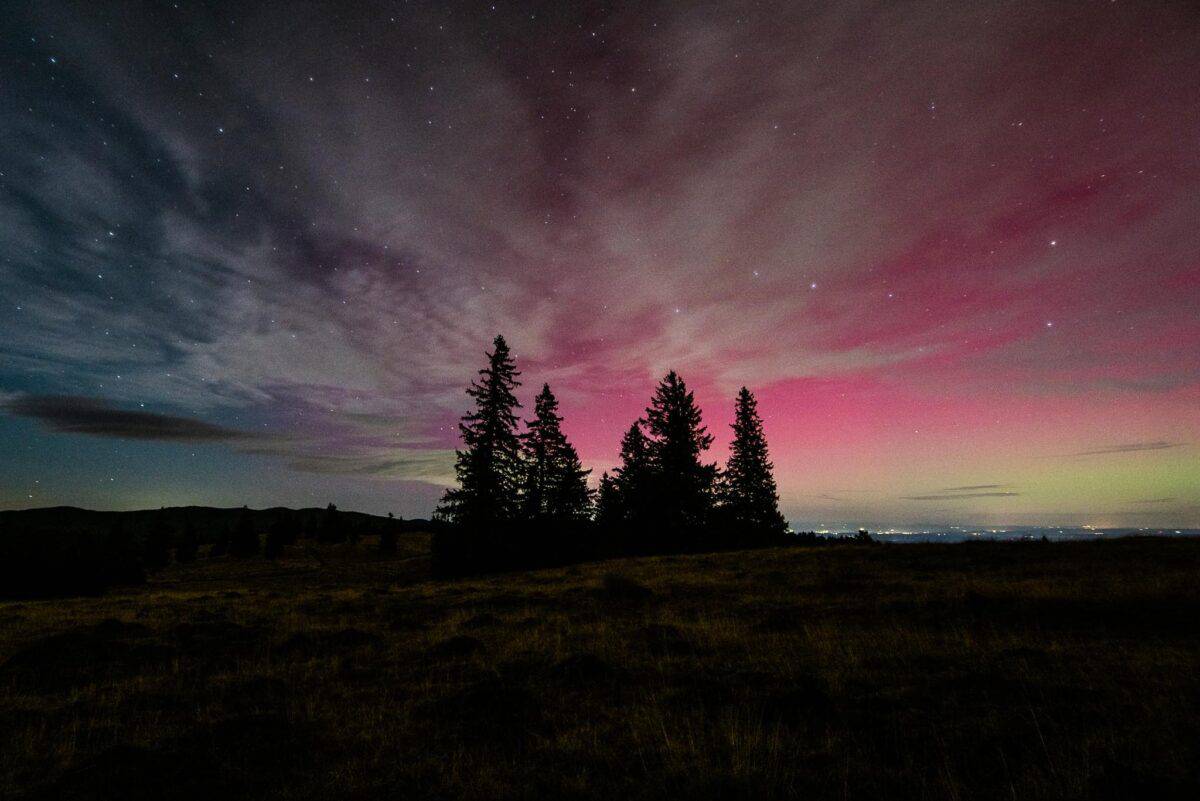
left=3, top=394, right=259, bottom=442
left=1065, top=442, right=1183, bottom=457
left=903, top=492, right=1021, bottom=501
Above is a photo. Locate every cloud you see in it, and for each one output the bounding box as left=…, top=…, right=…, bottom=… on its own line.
left=2, top=1, right=1198, bottom=517
left=903, top=492, right=1021, bottom=501
left=3, top=394, right=260, bottom=442
left=283, top=451, right=457, bottom=485
left=1130, top=497, right=1177, bottom=504
left=941, top=484, right=1010, bottom=492
left=1064, top=442, right=1183, bottom=457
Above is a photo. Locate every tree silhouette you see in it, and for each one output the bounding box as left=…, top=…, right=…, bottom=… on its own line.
left=520, top=383, right=592, bottom=521
left=318, top=502, right=344, bottom=543
left=721, top=387, right=787, bottom=540
left=644, top=371, right=717, bottom=531
left=611, top=421, right=653, bottom=526
left=437, top=335, right=523, bottom=526
left=596, top=471, right=620, bottom=526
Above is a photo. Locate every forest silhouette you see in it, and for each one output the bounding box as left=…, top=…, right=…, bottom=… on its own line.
left=0, top=335, right=833, bottom=596
left=431, top=335, right=793, bottom=575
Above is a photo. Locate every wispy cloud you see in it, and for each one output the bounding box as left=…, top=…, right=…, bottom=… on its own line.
left=283, top=451, right=456, bottom=484
left=941, top=484, right=1010, bottom=492
left=2, top=394, right=261, bottom=442
left=903, top=492, right=1021, bottom=501
left=1064, top=442, right=1183, bottom=457
left=1130, top=497, right=1177, bottom=504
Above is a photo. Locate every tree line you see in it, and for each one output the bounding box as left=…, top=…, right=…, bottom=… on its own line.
left=431, top=335, right=789, bottom=574
left=0, top=505, right=410, bottom=599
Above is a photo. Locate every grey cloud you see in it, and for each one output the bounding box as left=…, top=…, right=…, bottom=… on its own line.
left=3, top=394, right=259, bottom=442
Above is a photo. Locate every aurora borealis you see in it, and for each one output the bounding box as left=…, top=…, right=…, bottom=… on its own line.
left=1, top=1, right=1197, bottom=528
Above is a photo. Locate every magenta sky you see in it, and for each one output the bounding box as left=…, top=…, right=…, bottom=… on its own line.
left=1, top=1, right=1197, bottom=527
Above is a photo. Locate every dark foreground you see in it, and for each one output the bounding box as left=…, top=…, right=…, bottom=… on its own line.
left=1, top=538, right=1198, bottom=800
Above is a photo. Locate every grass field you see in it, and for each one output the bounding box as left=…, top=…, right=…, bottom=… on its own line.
left=2, top=536, right=1198, bottom=800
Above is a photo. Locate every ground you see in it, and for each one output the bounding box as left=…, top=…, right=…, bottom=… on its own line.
left=1, top=537, right=1198, bottom=800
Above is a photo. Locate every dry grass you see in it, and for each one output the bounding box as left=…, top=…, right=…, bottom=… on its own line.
left=1, top=537, right=1198, bottom=800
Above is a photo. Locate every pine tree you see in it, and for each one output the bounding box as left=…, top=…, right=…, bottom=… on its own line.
left=520, top=383, right=592, bottom=521
left=437, top=335, right=523, bottom=526
left=612, top=421, right=653, bottom=524
left=380, top=528, right=398, bottom=555
left=722, top=387, right=787, bottom=539
left=318, top=502, right=344, bottom=543
left=550, top=438, right=593, bottom=521
left=379, top=511, right=400, bottom=554
left=596, top=471, right=620, bottom=525
left=644, top=371, right=718, bottom=530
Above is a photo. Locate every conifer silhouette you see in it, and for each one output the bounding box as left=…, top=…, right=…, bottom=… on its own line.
left=520, top=384, right=592, bottom=521
left=721, top=387, right=787, bottom=539
left=437, top=335, right=523, bottom=525
left=380, top=512, right=400, bottom=554
left=611, top=421, right=653, bottom=525
left=596, top=471, right=620, bottom=526
left=318, top=502, right=344, bottom=543
left=644, top=371, right=717, bottom=530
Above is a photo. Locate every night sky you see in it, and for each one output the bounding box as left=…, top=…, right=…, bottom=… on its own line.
left=2, top=1, right=1198, bottom=528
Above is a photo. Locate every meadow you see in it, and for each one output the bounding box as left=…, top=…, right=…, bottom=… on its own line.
left=2, top=535, right=1198, bottom=800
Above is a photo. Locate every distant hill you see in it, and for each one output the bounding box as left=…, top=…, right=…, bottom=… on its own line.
left=0, top=505, right=437, bottom=599
left=0, top=505, right=433, bottom=542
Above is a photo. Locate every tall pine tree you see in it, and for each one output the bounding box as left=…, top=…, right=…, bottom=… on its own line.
left=437, top=335, right=523, bottom=525
left=520, top=383, right=593, bottom=521
left=644, top=371, right=717, bottom=531
left=612, top=420, right=653, bottom=525
left=721, top=387, right=787, bottom=539
left=595, top=471, right=620, bottom=526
